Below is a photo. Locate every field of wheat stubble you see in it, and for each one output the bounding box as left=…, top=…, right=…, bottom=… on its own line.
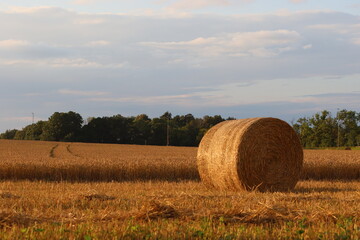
left=0, top=139, right=359, bottom=239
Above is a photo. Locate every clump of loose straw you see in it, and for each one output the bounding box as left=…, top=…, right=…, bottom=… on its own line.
left=197, top=118, right=303, bottom=192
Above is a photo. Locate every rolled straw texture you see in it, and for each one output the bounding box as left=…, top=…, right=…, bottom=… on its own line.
left=197, top=118, right=303, bottom=192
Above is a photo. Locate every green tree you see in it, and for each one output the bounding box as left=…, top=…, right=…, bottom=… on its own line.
left=81, top=115, right=133, bottom=143
left=293, top=109, right=360, bottom=148
left=14, top=130, right=26, bottom=140
left=201, top=115, right=224, bottom=128
left=81, top=117, right=109, bottom=143
left=149, top=111, right=172, bottom=146
left=23, top=121, right=46, bottom=140
left=41, top=111, right=83, bottom=141
left=149, top=117, right=167, bottom=145
left=356, top=134, right=360, bottom=146
left=292, top=117, right=313, bottom=148
left=337, top=109, right=360, bottom=147
left=131, top=114, right=151, bottom=145
left=0, top=129, right=18, bottom=139
left=309, top=110, right=337, bottom=148
left=109, top=115, right=134, bottom=143
left=183, top=119, right=201, bottom=146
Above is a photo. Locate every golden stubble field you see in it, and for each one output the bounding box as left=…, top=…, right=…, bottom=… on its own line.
left=0, top=139, right=359, bottom=239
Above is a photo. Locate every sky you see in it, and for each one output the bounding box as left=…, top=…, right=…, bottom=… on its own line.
left=0, top=0, right=360, bottom=132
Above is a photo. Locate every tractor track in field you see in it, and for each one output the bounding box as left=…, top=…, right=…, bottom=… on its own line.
left=49, top=143, right=81, bottom=159
left=66, top=144, right=82, bottom=158
left=49, top=144, right=59, bottom=158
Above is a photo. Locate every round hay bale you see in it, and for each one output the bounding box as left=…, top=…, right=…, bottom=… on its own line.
left=197, top=118, right=303, bottom=192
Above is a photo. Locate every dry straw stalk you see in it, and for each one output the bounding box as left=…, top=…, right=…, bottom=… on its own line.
left=197, top=118, right=303, bottom=192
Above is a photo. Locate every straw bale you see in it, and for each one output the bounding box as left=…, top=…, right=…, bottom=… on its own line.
left=197, top=118, right=303, bottom=192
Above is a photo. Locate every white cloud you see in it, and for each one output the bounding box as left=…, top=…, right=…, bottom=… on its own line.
left=303, top=44, right=312, bottom=49
left=351, top=38, right=360, bottom=45
left=142, top=30, right=302, bottom=57
left=0, top=58, right=100, bottom=68
left=49, top=58, right=127, bottom=68
left=290, top=0, right=307, bottom=3
left=24, top=92, right=48, bottom=97
left=73, top=18, right=105, bottom=25
left=291, top=93, right=360, bottom=106
left=4, top=6, right=67, bottom=14
left=163, top=0, right=255, bottom=11
left=71, top=0, right=119, bottom=6
left=0, top=58, right=126, bottom=69
left=168, top=0, right=230, bottom=10
left=3, top=116, right=42, bottom=122
left=89, top=94, right=197, bottom=105
left=0, top=39, right=29, bottom=48
left=71, top=0, right=114, bottom=5
left=59, top=89, right=109, bottom=96
left=307, top=23, right=360, bottom=46
left=351, top=4, right=360, bottom=8
left=72, top=0, right=94, bottom=4
left=308, top=23, right=360, bottom=35
left=179, top=76, right=360, bottom=107
left=85, top=40, right=110, bottom=46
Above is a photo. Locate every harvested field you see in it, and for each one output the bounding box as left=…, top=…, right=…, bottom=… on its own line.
left=0, top=180, right=359, bottom=239
left=0, top=140, right=359, bottom=182
left=0, top=140, right=198, bottom=182
left=303, top=150, right=360, bottom=180
left=0, top=140, right=359, bottom=239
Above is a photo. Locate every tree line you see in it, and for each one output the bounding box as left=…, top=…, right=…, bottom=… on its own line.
left=0, top=111, right=229, bottom=146
left=292, top=109, right=360, bottom=148
left=1, top=109, right=360, bottom=148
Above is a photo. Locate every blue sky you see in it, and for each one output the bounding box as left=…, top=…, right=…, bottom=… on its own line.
left=0, top=0, right=360, bottom=132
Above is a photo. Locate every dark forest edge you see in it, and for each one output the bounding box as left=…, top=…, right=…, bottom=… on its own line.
left=0, top=112, right=230, bottom=146
left=1, top=109, right=360, bottom=148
